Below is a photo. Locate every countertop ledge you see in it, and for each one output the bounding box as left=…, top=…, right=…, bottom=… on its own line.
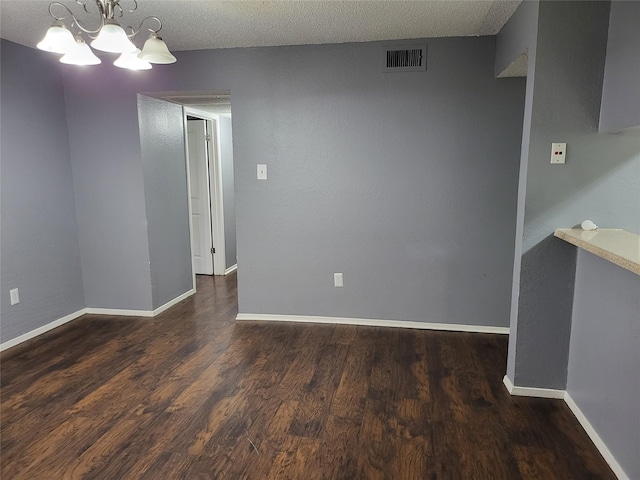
left=554, top=228, right=640, bottom=276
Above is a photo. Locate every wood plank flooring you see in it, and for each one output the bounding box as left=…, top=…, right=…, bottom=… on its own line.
left=1, top=273, right=615, bottom=479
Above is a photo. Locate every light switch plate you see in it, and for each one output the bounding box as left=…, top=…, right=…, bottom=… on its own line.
left=334, top=273, right=343, bottom=287
left=551, top=143, right=566, bottom=164
left=257, top=164, right=267, bottom=180
left=10, top=288, right=19, bottom=305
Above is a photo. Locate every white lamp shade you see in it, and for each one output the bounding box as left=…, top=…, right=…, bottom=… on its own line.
left=90, top=23, right=137, bottom=53
left=114, top=49, right=152, bottom=70
left=37, top=22, right=76, bottom=54
left=138, top=35, right=177, bottom=64
left=60, top=38, right=102, bottom=66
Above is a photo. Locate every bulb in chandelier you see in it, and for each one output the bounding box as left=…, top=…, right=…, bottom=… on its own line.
left=37, top=20, right=77, bottom=54
left=138, top=34, right=177, bottom=64
left=60, top=37, right=102, bottom=66
left=114, top=49, right=152, bottom=70
left=91, top=21, right=137, bottom=54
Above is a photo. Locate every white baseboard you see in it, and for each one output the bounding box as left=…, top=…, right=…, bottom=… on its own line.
left=503, top=376, right=629, bottom=479
left=564, top=392, right=629, bottom=480
left=153, top=289, right=195, bottom=315
left=85, top=289, right=196, bottom=318
left=502, top=375, right=565, bottom=399
left=85, top=307, right=154, bottom=317
left=235, top=313, right=509, bottom=334
left=0, top=308, right=86, bottom=352
left=224, top=264, right=237, bottom=275
left=1, top=289, right=197, bottom=352
left=503, top=374, right=515, bottom=393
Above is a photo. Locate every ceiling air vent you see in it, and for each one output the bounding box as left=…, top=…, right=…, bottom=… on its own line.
left=383, top=44, right=427, bottom=72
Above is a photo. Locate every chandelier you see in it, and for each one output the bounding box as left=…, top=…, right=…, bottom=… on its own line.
left=37, top=0, right=177, bottom=70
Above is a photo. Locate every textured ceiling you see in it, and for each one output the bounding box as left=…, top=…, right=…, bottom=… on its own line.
left=0, top=0, right=521, bottom=52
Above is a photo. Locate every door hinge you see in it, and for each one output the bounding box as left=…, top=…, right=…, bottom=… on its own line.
left=211, top=247, right=215, bottom=254
left=206, top=134, right=212, bottom=142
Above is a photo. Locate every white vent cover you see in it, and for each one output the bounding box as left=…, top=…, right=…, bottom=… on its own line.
left=383, top=44, right=427, bottom=72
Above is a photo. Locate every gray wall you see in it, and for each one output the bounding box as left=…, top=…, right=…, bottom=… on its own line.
left=62, top=65, right=175, bottom=311
left=514, top=1, right=612, bottom=389
left=138, top=95, right=193, bottom=309
left=496, top=1, right=540, bottom=383
left=505, top=1, right=640, bottom=389
left=499, top=2, right=640, bottom=472
left=210, top=39, right=524, bottom=324
left=599, top=1, right=640, bottom=133
left=0, top=39, right=85, bottom=343
left=219, top=115, right=237, bottom=270
left=494, top=0, right=538, bottom=77
left=522, top=2, right=638, bottom=250
left=54, top=38, right=526, bottom=326
left=567, top=251, right=640, bottom=479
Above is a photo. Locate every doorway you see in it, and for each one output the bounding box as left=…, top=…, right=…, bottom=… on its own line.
left=182, top=102, right=236, bottom=278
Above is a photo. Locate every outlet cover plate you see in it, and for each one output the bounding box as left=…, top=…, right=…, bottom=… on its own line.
left=551, top=143, right=566, bottom=164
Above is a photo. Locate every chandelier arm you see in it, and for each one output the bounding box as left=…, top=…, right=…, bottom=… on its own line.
left=112, top=0, right=139, bottom=15
left=126, top=16, right=163, bottom=38
left=126, top=1, right=139, bottom=14
left=48, top=2, right=105, bottom=35
left=75, top=0, right=104, bottom=18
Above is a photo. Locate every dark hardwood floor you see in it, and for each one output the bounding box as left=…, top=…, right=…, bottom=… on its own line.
left=1, top=273, right=615, bottom=479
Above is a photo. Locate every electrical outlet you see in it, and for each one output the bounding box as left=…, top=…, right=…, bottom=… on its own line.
left=550, top=143, right=566, bottom=164
left=10, top=288, right=20, bottom=305
left=334, top=273, right=344, bottom=287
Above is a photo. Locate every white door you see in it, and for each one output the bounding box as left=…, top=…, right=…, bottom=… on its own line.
left=187, top=119, right=214, bottom=275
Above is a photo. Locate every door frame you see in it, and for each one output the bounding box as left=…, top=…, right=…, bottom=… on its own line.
left=183, top=106, right=227, bottom=277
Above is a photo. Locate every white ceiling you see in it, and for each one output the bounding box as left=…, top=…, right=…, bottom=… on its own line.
left=0, top=0, right=521, bottom=52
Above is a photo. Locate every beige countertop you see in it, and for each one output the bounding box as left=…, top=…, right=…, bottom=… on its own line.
left=554, top=228, right=640, bottom=276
